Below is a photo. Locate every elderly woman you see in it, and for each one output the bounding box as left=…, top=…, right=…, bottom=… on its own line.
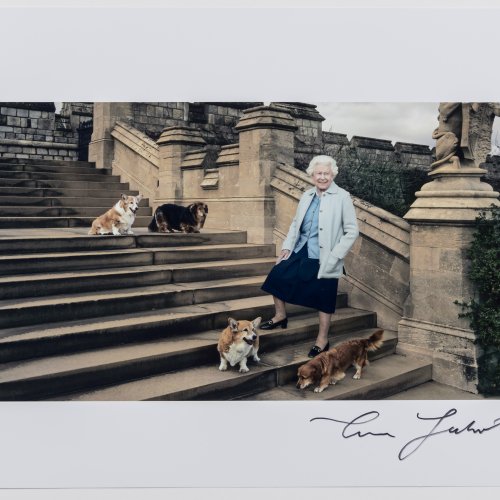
left=260, top=155, right=359, bottom=357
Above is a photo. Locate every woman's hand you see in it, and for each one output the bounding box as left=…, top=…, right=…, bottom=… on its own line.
left=276, top=249, right=290, bottom=264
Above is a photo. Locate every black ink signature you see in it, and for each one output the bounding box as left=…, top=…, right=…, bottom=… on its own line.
left=398, top=408, right=500, bottom=461
left=310, top=411, right=396, bottom=439
left=310, top=408, right=500, bottom=461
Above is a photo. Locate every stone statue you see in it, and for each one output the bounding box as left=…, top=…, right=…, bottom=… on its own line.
left=431, top=102, right=500, bottom=169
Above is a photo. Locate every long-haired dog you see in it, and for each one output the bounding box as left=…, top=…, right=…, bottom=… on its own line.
left=89, top=194, right=142, bottom=236
left=148, top=202, right=208, bottom=233
left=217, top=317, right=261, bottom=373
left=297, top=330, right=384, bottom=393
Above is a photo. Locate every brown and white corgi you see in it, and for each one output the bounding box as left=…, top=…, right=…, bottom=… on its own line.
left=89, top=194, right=143, bottom=236
left=217, top=317, right=261, bottom=373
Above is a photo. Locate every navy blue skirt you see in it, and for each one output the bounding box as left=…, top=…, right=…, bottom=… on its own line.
left=261, top=245, right=339, bottom=314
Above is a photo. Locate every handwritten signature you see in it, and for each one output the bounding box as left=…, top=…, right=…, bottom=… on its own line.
left=310, top=408, right=500, bottom=460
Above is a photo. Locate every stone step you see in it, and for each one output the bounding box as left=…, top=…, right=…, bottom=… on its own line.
left=0, top=205, right=152, bottom=217
left=0, top=158, right=95, bottom=168
left=0, top=163, right=112, bottom=176
left=47, top=328, right=400, bottom=402
left=0, top=196, right=150, bottom=207
left=0, top=229, right=247, bottom=253
left=0, top=187, right=140, bottom=198
left=0, top=215, right=153, bottom=228
left=0, top=243, right=274, bottom=275
left=236, top=355, right=432, bottom=401
left=0, top=169, right=119, bottom=183
left=0, top=296, right=360, bottom=364
left=0, top=275, right=270, bottom=329
left=0, top=313, right=377, bottom=400
left=0, top=257, right=275, bottom=299
left=0, top=177, right=131, bottom=190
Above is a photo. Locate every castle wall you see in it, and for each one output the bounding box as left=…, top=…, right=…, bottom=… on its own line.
left=0, top=103, right=78, bottom=161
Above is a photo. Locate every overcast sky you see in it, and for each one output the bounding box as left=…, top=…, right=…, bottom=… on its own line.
left=314, top=102, right=500, bottom=154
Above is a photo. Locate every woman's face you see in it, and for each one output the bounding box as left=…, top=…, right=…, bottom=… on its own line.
left=311, top=163, right=334, bottom=193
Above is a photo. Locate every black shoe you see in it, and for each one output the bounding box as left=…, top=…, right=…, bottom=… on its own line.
left=308, top=342, right=330, bottom=358
left=260, top=317, right=288, bottom=330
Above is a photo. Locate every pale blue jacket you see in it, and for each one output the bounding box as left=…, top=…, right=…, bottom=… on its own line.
left=281, top=183, right=359, bottom=278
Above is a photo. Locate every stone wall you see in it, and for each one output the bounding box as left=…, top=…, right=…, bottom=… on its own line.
left=60, top=102, right=93, bottom=130
left=131, top=102, right=186, bottom=139
left=130, top=102, right=261, bottom=147
left=322, top=132, right=432, bottom=171
left=0, top=102, right=78, bottom=161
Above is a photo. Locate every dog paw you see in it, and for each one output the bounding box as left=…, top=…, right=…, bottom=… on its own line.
left=353, top=373, right=361, bottom=379
left=314, top=386, right=325, bottom=393
left=253, top=355, right=261, bottom=363
left=218, top=365, right=227, bottom=371
left=239, top=366, right=249, bottom=373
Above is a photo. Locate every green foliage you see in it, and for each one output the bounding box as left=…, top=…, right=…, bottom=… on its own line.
left=458, top=205, right=500, bottom=394
left=333, top=150, right=429, bottom=217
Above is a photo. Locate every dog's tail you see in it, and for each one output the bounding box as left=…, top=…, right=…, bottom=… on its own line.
left=366, top=329, right=384, bottom=351
left=148, top=210, right=158, bottom=232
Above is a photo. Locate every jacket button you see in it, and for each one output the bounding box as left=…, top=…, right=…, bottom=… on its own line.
left=320, top=228, right=323, bottom=230
left=320, top=246, right=323, bottom=249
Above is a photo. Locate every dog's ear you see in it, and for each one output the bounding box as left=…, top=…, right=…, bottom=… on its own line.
left=188, top=203, right=196, bottom=213
left=228, top=317, right=239, bottom=332
left=136, top=194, right=143, bottom=202
left=252, top=317, right=262, bottom=329
left=121, top=193, right=127, bottom=201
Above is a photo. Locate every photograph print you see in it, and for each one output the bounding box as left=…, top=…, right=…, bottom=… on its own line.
left=0, top=100, right=499, bottom=402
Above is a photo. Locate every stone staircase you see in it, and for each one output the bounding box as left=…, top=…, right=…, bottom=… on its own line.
left=0, top=158, right=152, bottom=228
left=0, top=158, right=432, bottom=401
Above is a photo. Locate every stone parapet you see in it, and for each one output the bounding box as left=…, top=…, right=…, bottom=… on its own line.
left=394, top=142, right=431, bottom=155
left=112, top=121, right=159, bottom=164
left=110, top=121, right=159, bottom=203
left=398, top=317, right=480, bottom=393
left=350, top=136, right=395, bottom=151
left=1, top=102, right=55, bottom=112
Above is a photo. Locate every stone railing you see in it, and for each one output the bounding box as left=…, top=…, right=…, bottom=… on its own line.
left=110, top=121, right=159, bottom=202
left=270, top=163, right=410, bottom=331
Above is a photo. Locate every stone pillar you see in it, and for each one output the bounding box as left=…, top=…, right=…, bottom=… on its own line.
left=271, top=102, right=324, bottom=170
left=398, top=157, right=499, bottom=392
left=89, top=102, right=133, bottom=168
left=156, top=126, right=206, bottom=203
left=234, top=105, right=297, bottom=244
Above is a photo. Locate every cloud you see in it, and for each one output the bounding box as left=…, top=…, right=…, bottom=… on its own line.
left=315, top=102, right=500, bottom=153
left=316, top=102, right=439, bottom=147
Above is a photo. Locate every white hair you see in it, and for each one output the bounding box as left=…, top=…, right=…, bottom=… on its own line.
left=306, top=155, right=338, bottom=178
